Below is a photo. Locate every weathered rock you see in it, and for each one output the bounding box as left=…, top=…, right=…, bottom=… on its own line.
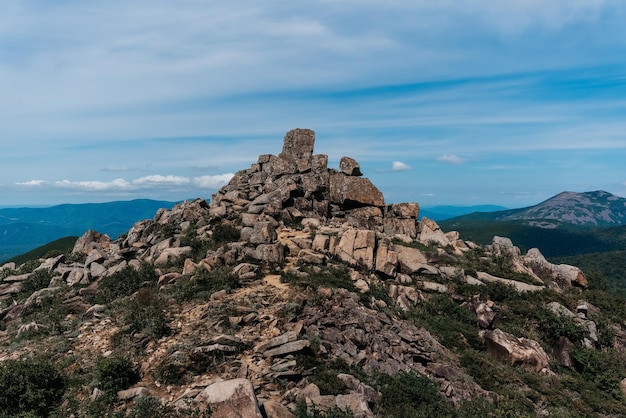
left=481, top=329, right=551, bottom=373
left=279, top=128, right=316, bottom=172
left=334, top=228, right=375, bottom=269
left=474, top=302, right=496, bottom=329
left=523, top=248, right=587, bottom=289
left=254, top=244, right=285, bottom=263
left=339, top=156, right=362, bottom=176
left=337, top=374, right=381, bottom=403
left=383, top=218, right=417, bottom=238
left=345, top=207, right=383, bottom=231
left=118, top=387, right=149, bottom=400
left=73, top=230, right=111, bottom=255
left=0, top=281, right=23, bottom=297
left=194, top=378, right=263, bottom=418
left=296, top=383, right=321, bottom=402
left=394, top=245, right=427, bottom=274
left=418, top=217, right=450, bottom=246
left=476, top=272, right=545, bottom=293
left=335, top=393, right=374, bottom=418
left=386, top=203, right=419, bottom=219
left=65, top=268, right=91, bottom=286
left=329, top=175, right=385, bottom=208
left=264, top=340, right=310, bottom=357
left=154, top=246, right=193, bottom=266
left=262, top=400, right=295, bottom=418
left=297, top=249, right=325, bottom=264
left=375, top=241, right=398, bottom=277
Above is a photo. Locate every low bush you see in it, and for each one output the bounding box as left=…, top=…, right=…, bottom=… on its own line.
left=168, top=267, right=239, bottom=302
left=95, top=264, right=158, bottom=304
left=94, top=356, right=140, bottom=397
left=281, top=265, right=356, bottom=292
left=0, top=358, right=66, bottom=417
left=294, top=401, right=354, bottom=418
left=122, top=288, right=170, bottom=340
left=371, top=371, right=455, bottom=418
left=19, top=269, right=54, bottom=298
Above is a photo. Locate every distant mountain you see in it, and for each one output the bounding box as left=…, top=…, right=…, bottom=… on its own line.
left=448, top=191, right=626, bottom=228
left=420, top=205, right=508, bottom=221
left=439, top=191, right=626, bottom=286
left=0, top=199, right=178, bottom=262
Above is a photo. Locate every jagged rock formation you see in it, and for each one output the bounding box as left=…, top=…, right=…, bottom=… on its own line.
left=0, top=128, right=620, bottom=417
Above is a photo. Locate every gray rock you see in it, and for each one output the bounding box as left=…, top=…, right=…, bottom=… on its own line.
left=117, top=387, right=149, bottom=400
left=263, top=400, right=295, bottom=418
left=264, top=340, right=311, bottom=357
left=194, top=378, right=263, bottom=418
left=339, top=156, right=362, bottom=176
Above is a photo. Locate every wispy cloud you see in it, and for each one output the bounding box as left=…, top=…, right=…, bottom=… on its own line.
left=437, top=154, right=466, bottom=164
left=15, top=180, right=45, bottom=186
left=391, top=161, right=412, bottom=171
left=16, top=173, right=234, bottom=193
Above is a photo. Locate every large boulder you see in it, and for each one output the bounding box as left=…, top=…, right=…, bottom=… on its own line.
left=329, top=174, right=385, bottom=208
left=523, top=248, right=587, bottom=289
left=481, top=329, right=551, bottom=373
left=194, top=378, right=263, bottom=418
left=334, top=228, right=376, bottom=269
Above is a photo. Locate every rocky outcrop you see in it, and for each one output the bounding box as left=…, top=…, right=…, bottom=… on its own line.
left=481, top=329, right=551, bottom=373
left=523, top=248, right=587, bottom=289
left=0, top=128, right=613, bottom=417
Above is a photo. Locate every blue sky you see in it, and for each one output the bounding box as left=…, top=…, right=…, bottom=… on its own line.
left=1, top=1, right=625, bottom=208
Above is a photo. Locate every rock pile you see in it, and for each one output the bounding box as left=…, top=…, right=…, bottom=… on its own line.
left=0, top=128, right=602, bottom=416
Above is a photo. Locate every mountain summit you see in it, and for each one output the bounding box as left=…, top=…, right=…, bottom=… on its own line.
left=1, top=129, right=625, bottom=417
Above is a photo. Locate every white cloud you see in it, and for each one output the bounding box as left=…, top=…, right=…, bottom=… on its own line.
left=15, top=180, right=45, bottom=186
left=193, top=174, right=235, bottom=188
left=15, top=172, right=234, bottom=195
left=391, top=161, right=412, bottom=171
left=54, top=179, right=131, bottom=191
left=437, top=154, right=466, bottom=164
left=132, top=175, right=190, bottom=186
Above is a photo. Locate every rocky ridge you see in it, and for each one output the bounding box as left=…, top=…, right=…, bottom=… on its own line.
left=0, top=129, right=623, bottom=417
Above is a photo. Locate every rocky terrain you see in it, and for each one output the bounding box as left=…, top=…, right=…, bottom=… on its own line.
left=0, top=129, right=625, bottom=417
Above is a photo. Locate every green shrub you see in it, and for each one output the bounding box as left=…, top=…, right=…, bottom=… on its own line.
left=123, top=288, right=170, bottom=340
left=125, top=396, right=212, bottom=418
left=94, top=356, right=139, bottom=396
left=405, top=295, right=483, bottom=350
left=19, top=269, right=54, bottom=298
left=168, top=267, right=239, bottom=302
left=281, top=265, right=356, bottom=291
left=0, top=358, right=66, bottom=417
left=371, top=371, right=455, bottom=418
left=294, top=401, right=354, bottom=418
left=95, top=264, right=158, bottom=304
